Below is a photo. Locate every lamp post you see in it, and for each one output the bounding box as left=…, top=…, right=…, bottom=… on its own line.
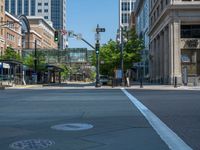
left=117, top=26, right=127, bottom=86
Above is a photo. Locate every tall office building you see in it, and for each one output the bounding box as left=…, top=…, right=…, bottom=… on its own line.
left=119, top=0, right=136, bottom=29
left=5, top=0, right=67, bottom=49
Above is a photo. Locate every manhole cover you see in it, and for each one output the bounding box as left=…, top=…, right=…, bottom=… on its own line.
left=51, top=123, right=93, bottom=131
left=9, top=139, right=55, bottom=150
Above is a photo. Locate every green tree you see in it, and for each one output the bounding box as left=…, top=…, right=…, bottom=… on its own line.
left=123, top=29, right=144, bottom=70
left=92, top=28, right=143, bottom=76
left=1, top=47, right=22, bottom=61
left=23, top=52, right=46, bottom=72
left=60, top=64, right=70, bottom=80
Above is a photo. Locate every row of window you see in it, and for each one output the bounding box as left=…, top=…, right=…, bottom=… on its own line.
left=121, top=13, right=130, bottom=24
left=121, top=2, right=134, bottom=11
left=7, top=33, right=15, bottom=41
left=150, top=0, right=170, bottom=27
left=5, top=0, right=35, bottom=16
left=38, top=2, right=48, bottom=6
left=38, top=9, right=48, bottom=13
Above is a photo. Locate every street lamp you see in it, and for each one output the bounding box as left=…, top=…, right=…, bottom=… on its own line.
left=116, top=26, right=127, bottom=86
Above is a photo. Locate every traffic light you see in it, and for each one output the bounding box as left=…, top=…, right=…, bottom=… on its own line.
left=54, top=31, right=59, bottom=42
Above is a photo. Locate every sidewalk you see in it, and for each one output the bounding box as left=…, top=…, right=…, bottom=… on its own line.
left=6, top=84, right=43, bottom=89
left=4, top=82, right=200, bottom=90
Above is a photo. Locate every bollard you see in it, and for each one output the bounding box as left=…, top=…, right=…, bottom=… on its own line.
left=112, top=79, right=114, bottom=88
left=174, top=76, right=177, bottom=88
left=140, top=78, right=143, bottom=88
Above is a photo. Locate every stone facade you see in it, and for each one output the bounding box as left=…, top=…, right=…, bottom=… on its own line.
left=4, top=12, right=22, bottom=52
left=27, top=30, right=42, bottom=49
left=149, top=0, right=200, bottom=85
left=27, top=16, right=57, bottom=49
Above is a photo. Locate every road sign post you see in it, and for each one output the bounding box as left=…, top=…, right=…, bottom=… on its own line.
left=95, top=24, right=105, bottom=88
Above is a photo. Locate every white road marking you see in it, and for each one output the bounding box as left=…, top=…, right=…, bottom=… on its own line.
left=121, top=88, right=192, bottom=150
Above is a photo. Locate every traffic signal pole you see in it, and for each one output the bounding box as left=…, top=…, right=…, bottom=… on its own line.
left=67, top=25, right=105, bottom=88
left=95, top=25, right=101, bottom=87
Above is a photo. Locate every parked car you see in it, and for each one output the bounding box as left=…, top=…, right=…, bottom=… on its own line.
left=100, top=75, right=109, bottom=85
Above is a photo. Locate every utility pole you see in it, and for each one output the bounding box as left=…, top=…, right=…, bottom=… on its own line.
left=34, top=40, right=37, bottom=83
left=95, top=24, right=105, bottom=88
left=119, top=27, right=126, bottom=86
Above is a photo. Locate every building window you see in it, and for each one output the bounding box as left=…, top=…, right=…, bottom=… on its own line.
left=38, top=9, right=42, bottom=13
left=44, top=9, right=48, bottom=13
left=17, top=0, right=22, bottom=15
left=11, top=0, right=16, bottom=14
left=181, top=25, right=200, bottom=38
left=31, top=0, right=35, bottom=15
left=24, top=0, right=29, bottom=15
left=44, top=16, right=48, bottom=19
left=38, top=3, right=42, bottom=6
left=5, top=0, right=9, bottom=12
left=44, top=3, right=48, bottom=6
left=122, top=2, right=130, bottom=11
left=122, top=13, right=129, bottom=24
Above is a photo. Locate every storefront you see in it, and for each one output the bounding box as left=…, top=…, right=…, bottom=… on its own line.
left=181, top=38, right=200, bottom=85
left=0, top=60, right=23, bottom=85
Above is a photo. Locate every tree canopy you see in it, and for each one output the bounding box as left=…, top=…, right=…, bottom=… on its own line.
left=92, top=28, right=144, bottom=76
left=23, top=52, right=46, bottom=72
left=0, top=47, right=22, bottom=61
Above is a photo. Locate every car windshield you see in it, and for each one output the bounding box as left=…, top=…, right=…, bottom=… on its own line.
left=100, top=76, right=108, bottom=79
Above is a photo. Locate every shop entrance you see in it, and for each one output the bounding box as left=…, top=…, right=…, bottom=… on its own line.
left=181, top=49, right=200, bottom=85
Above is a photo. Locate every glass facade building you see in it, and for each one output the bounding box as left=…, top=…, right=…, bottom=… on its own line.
left=135, top=0, right=150, bottom=79
left=51, top=0, right=67, bottom=49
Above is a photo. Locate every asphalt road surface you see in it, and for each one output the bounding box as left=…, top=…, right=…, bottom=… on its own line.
left=0, top=88, right=199, bottom=150
left=127, top=89, right=200, bottom=150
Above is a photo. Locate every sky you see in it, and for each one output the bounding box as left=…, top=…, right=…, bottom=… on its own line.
left=67, top=0, right=118, bottom=50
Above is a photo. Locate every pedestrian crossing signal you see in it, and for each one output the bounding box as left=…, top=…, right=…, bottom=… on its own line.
left=54, top=31, right=59, bottom=42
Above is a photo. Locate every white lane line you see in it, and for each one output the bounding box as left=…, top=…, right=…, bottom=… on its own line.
left=121, top=88, right=192, bottom=150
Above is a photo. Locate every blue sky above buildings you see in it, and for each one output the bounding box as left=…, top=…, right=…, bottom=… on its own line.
left=67, top=0, right=118, bottom=50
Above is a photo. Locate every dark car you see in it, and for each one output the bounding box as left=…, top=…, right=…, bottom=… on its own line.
left=100, top=75, right=109, bottom=85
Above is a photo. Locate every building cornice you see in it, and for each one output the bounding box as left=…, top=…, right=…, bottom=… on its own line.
left=5, top=11, right=20, bottom=23
left=30, top=30, right=42, bottom=38
left=149, top=4, right=200, bottom=36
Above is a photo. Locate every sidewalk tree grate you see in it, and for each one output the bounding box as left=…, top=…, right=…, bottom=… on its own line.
left=51, top=123, right=93, bottom=131
left=9, top=139, right=55, bottom=150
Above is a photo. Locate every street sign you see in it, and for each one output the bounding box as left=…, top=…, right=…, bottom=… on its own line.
left=95, top=33, right=101, bottom=41
left=96, top=28, right=106, bottom=33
